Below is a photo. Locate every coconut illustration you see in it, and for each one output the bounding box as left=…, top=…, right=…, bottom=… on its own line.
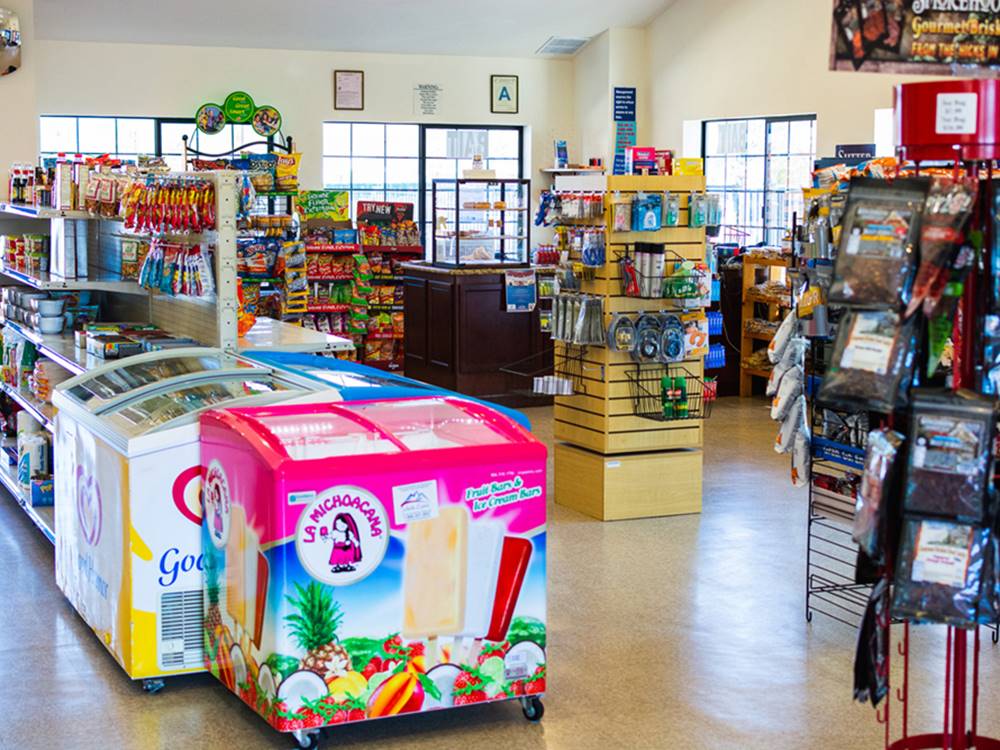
left=277, top=670, right=329, bottom=714
left=258, top=664, right=278, bottom=702
left=503, top=641, right=545, bottom=681
left=230, top=644, right=248, bottom=689
left=424, top=664, right=462, bottom=709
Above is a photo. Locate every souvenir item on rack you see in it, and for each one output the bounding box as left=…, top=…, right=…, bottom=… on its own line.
left=634, top=243, right=665, bottom=298
left=853, top=428, right=905, bottom=564
left=657, top=313, right=686, bottom=364
left=662, top=259, right=709, bottom=301
left=902, top=390, right=996, bottom=522
left=612, top=200, right=632, bottom=233
left=681, top=311, right=709, bottom=358
left=572, top=296, right=606, bottom=346
left=892, top=518, right=990, bottom=627
left=706, top=194, right=723, bottom=227
left=619, top=254, right=640, bottom=297
left=828, top=178, right=929, bottom=310
left=663, top=192, right=681, bottom=227
left=907, top=176, right=976, bottom=318
left=631, top=193, right=662, bottom=232
left=853, top=579, right=890, bottom=708
left=580, top=229, right=606, bottom=268
left=688, top=192, right=707, bottom=228
left=632, top=314, right=662, bottom=363
left=817, top=309, right=917, bottom=413
left=607, top=314, right=636, bottom=352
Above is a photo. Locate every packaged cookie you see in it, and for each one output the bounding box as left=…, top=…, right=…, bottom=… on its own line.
left=817, top=309, right=916, bottom=413
left=903, top=390, right=996, bottom=522
left=829, top=178, right=929, bottom=309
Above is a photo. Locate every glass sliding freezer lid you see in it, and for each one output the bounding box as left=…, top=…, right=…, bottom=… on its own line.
left=106, top=376, right=297, bottom=436
left=65, top=354, right=246, bottom=409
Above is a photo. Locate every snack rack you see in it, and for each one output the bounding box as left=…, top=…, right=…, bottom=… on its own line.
left=553, top=174, right=707, bottom=521
left=739, top=252, right=792, bottom=396
left=0, top=171, right=350, bottom=545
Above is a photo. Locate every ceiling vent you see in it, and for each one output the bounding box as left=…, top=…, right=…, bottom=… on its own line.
left=536, top=36, right=590, bottom=56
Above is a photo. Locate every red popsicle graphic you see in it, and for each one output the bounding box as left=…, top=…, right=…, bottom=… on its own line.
left=485, top=537, right=532, bottom=642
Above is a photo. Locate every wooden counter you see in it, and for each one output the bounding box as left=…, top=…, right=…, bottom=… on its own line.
left=402, top=263, right=552, bottom=406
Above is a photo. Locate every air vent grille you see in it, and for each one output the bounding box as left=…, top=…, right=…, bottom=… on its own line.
left=159, top=589, right=205, bottom=669
left=536, top=36, right=590, bottom=56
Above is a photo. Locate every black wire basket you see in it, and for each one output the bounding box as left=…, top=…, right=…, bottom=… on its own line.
left=626, top=365, right=715, bottom=422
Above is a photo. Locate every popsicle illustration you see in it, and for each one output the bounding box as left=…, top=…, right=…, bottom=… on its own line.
left=452, top=521, right=504, bottom=663
left=402, top=506, right=469, bottom=639
left=485, top=537, right=533, bottom=642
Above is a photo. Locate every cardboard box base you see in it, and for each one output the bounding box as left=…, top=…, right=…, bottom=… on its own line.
left=554, top=442, right=702, bottom=521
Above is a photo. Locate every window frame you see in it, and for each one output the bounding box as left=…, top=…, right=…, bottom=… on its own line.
left=702, top=113, right=816, bottom=246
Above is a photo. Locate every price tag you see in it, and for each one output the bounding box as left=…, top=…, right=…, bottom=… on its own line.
left=936, top=93, right=978, bottom=135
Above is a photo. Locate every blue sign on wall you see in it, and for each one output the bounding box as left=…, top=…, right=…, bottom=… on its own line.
left=613, top=87, right=636, bottom=122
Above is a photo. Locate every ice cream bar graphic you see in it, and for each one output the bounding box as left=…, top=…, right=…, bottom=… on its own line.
left=485, top=537, right=532, bottom=642
left=456, top=522, right=504, bottom=637
left=225, top=504, right=269, bottom=649
left=402, top=506, right=468, bottom=637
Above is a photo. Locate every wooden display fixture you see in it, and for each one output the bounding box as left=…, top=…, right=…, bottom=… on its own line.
left=739, top=253, right=791, bottom=397
left=553, top=174, right=708, bottom=521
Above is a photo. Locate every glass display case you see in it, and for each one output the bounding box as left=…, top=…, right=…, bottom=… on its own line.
left=431, top=178, right=531, bottom=267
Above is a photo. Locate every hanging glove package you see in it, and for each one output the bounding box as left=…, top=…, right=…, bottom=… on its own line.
left=902, top=390, right=996, bottom=523
left=817, top=309, right=917, bottom=413
left=828, top=177, right=930, bottom=310
left=891, top=518, right=990, bottom=628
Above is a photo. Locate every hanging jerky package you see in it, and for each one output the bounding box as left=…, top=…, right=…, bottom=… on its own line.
left=891, top=518, right=989, bottom=627
left=853, top=427, right=905, bottom=565
left=828, top=177, right=929, bottom=309
left=854, top=578, right=890, bottom=707
left=817, top=309, right=917, bottom=413
left=902, top=389, right=996, bottom=522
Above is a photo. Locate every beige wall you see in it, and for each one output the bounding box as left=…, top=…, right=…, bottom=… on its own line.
left=646, top=0, right=936, bottom=157
left=30, top=40, right=575, bottom=192
left=1, top=0, right=37, bottom=174
left=572, top=30, right=611, bottom=166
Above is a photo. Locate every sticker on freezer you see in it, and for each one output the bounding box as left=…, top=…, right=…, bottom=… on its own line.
left=204, top=460, right=232, bottom=550
left=76, top=466, right=103, bottom=547
left=295, top=486, right=389, bottom=586
left=392, top=479, right=440, bottom=523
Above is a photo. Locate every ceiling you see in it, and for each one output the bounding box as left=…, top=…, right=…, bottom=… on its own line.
left=33, top=0, right=675, bottom=58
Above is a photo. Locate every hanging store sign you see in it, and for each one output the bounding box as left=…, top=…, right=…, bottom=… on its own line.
left=357, top=201, right=414, bottom=225
left=194, top=91, right=282, bottom=136
left=830, top=0, right=1000, bottom=74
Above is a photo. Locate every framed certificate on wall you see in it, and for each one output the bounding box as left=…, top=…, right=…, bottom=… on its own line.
left=334, top=70, right=365, bottom=110
left=491, top=75, right=519, bottom=114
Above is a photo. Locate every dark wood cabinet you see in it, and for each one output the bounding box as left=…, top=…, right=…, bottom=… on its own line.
left=403, top=265, right=552, bottom=406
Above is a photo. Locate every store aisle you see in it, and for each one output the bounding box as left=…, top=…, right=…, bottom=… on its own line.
left=0, top=398, right=996, bottom=750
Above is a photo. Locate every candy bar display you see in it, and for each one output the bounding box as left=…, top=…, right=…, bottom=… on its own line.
left=122, top=176, right=217, bottom=233
left=902, top=390, right=996, bottom=523
left=828, top=178, right=929, bottom=310
left=891, top=518, right=990, bottom=628
left=817, top=310, right=916, bottom=413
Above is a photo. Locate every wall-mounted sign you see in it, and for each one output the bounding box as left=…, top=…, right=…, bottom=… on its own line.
left=334, top=70, right=364, bottom=110
left=413, top=83, right=442, bottom=116
left=195, top=103, right=226, bottom=135
left=505, top=269, right=537, bottom=313
left=195, top=92, right=282, bottom=137
left=223, top=91, right=256, bottom=123
left=0, top=8, right=21, bottom=77
left=491, top=75, right=519, bottom=114
left=830, top=1, right=1000, bottom=75
left=835, top=143, right=877, bottom=159
left=613, top=87, right=638, bottom=175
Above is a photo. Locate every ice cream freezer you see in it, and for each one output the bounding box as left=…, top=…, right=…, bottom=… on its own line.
left=200, top=397, right=547, bottom=747
left=51, top=347, right=323, bottom=687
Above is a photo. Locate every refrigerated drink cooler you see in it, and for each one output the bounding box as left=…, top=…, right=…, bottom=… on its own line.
left=52, top=348, right=320, bottom=689
left=200, top=397, right=547, bottom=747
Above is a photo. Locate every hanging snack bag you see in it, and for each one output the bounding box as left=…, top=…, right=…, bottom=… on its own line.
left=275, top=152, right=302, bottom=193
left=902, top=390, right=996, bottom=522
left=775, top=393, right=806, bottom=454
left=817, top=309, right=916, bottom=413
left=771, top=365, right=803, bottom=421
left=768, top=308, right=798, bottom=363
left=791, top=428, right=811, bottom=488
left=828, top=177, right=929, bottom=309
left=892, top=518, right=990, bottom=627
left=853, top=428, right=905, bottom=564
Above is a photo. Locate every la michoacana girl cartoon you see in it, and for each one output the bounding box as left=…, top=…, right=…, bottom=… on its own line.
left=322, top=513, right=362, bottom=573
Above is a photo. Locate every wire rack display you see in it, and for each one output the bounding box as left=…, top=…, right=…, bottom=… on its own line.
left=626, top=364, right=714, bottom=422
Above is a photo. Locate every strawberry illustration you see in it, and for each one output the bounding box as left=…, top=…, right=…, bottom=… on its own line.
left=477, top=641, right=509, bottom=665
left=382, top=634, right=405, bottom=657
left=408, top=642, right=425, bottom=657
left=330, top=709, right=349, bottom=724
left=524, top=665, right=546, bottom=694
left=506, top=679, right=526, bottom=696
left=454, top=690, right=487, bottom=705
left=361, top=662, right=379, bottom=681
left=453, top=668, right=485, bottom=692
left=348, top=708, right=365, bottom=722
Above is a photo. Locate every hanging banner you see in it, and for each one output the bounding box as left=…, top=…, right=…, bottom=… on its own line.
left=830, top=0, right=1000, bottom=74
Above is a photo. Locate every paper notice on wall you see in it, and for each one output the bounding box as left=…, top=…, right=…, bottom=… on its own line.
left=414, top=84, right=443, bottom=116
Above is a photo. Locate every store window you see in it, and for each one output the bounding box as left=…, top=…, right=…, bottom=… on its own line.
left=703, top=115, right=816, bottom=246
left=40, top=116, right=268, bottom=171
left=322, top=122, right=523, bottom=243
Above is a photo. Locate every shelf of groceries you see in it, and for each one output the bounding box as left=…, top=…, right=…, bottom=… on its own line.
left=0, top=452, right=54, bottom=543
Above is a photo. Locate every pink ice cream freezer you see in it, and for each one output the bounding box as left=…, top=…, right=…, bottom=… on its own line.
left=200, top=397, right=547, bottom=748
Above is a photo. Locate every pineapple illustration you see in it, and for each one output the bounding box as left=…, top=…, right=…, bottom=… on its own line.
left=204, top=549, right=223, bottom=642
left=284, top=582, right=352, bottom=682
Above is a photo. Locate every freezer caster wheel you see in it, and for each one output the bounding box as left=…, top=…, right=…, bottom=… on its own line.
left=142, top=678, right=165, bottom=694
left=520, top=696, right=544, bottom=723
left=291, top=729, right=321, bottom=749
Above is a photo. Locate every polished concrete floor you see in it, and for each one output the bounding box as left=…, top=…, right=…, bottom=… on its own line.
left=1, top=397, right=998, bottom=749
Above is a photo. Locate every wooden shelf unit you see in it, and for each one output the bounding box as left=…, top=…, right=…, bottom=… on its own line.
left=739, top=254, right=791, bottom=397
left=553, top=174, right=708, bottom=521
